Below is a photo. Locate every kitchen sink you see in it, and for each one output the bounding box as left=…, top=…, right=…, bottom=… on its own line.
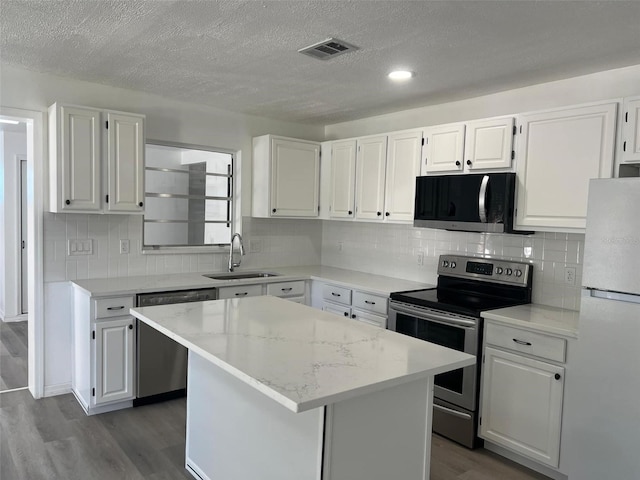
left=203, top=271, right=281, bottom=280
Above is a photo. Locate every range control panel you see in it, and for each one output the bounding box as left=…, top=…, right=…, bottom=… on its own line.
left=437, top=254, right=532, bottom=286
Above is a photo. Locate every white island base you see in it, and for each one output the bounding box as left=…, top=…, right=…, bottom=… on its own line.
left=186, top=351, right=433, bottom=480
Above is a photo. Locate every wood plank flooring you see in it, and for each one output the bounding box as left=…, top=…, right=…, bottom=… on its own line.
left=1, top=389, right=549, bottom=480
left=0, top=321, right=28, bottom=390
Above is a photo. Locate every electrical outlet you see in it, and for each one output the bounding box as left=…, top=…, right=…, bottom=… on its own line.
left=120, top=239, right=130, bottom=255
left=417, top=251, right=424, bottom=266
left=564, top=267, right=576, bottom=286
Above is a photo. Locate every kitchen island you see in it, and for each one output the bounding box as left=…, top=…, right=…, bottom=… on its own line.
left=130, top=296, right=474, bottom=480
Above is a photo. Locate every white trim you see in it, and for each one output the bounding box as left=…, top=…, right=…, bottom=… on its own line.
left=0, top=106, right=46, bottom=400
left=18, top=154, right=28, bottom=315
left=1, top=313, right=28, bottom=323
left=44, top=382, right=72, bottom=397
left=0, top=386, right=29, bottom=394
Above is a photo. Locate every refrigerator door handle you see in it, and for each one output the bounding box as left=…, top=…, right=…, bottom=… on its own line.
left=589, top=288, right=640, bottom=305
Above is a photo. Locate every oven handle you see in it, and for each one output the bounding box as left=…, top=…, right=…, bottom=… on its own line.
left=389, top=302, right=477, bottom=328
left=433, top=404, right=472, bottom=420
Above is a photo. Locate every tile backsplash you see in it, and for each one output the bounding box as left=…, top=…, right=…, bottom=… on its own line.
left=321, top=221, right=584, bottom=311
left=44, top=214, right=583, bottom=311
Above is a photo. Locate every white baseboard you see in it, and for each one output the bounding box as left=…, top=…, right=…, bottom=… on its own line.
left=2, top=313, right=28, bottom=323
left=44, top=382, right=72, bottom=397
left=484, top=441, right=568, bottom=480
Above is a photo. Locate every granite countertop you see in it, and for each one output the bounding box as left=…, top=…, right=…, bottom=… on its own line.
left=130, top=296, right=474, bottom=413
left=481, top=303, right=579, bottom=338
left=71, top=265, right=434, bottom=297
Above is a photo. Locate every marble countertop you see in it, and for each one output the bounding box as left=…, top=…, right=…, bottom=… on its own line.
left=482, top=304, right=580, bottom=338
left=71, top=265, right=433, bottom=297
left=130, top=296, right=474, bottom=413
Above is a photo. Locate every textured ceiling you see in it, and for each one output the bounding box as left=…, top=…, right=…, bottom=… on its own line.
left=2, top=0, right=640, bottom=125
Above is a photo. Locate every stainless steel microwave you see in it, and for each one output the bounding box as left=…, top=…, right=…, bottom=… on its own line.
left=414, top=173, right=523, bottom=233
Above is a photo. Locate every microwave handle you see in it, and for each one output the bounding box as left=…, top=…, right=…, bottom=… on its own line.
left=478, top=175, right=489, bottom=223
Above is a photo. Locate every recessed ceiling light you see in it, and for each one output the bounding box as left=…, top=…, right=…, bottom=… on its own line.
left=388, top=70, right=414, bottom=81
left=0, top=118, right=20, bottom=125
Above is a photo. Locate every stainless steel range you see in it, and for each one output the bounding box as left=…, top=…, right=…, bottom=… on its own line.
left=388, top=254, right=532, bottom=448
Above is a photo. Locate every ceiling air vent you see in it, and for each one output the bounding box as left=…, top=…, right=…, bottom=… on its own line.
left=298, top=38, right=359, bottom=60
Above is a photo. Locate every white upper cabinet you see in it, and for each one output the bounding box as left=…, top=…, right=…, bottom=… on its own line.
left=48, top=103, right=145, bottom=214
left=384, top=130, right=423, bottom=222
left=106, top=112, right=145, bottom=212
left=252, top=135, right=320, bottom=218
left=514, top=102, right=617, bottom=232
left=621, top=96, right=640, bottom=163
left=422, top=117, right=514, bottom=175
left=355, top=135, right=387, bottom=220
left=422, top=123, right=465, bottom=174
left=464, top=117, right=514, bottom=171
left=329, top=139, right=357, bottom=218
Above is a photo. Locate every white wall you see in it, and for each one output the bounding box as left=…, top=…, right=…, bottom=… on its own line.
left=1, top=130, right=27, bottom=321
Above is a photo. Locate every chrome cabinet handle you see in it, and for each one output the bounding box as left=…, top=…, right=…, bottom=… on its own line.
left=107, top=306, right=125, bottom=310
left=513, top=338, right=532, bottom=346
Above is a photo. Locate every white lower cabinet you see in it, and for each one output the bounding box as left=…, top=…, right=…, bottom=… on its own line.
left=480, top=322, right=566, bottom=469
left=94, top=317, right=135, bottom=405
left=72, top=290, right=136, bottom=415
left=318, top=282, right=388, bottom=328
left=218, top=281, right=307, bottom=304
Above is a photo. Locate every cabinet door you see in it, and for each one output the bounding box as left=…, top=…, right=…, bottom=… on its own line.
left=621, top=97, right=640, bottom=163
left=322, top=301, right=351, bottom=319
left=422, top=123, right=465, bottom=174
left=94, top=318, right=135, bottom=405
left=352, top=309, right=387, bottom=328
left=270, top=138, right=320, bottom=217
left=106, top=112, right=145, bottom=213
left=465, top=117, right=514, bottom=171
left=384, top=131, right=422, bottom=222
left=514, top=103, right=617, bottom=231
left=60, top=105, right=102, bottom=212
left=329, top=140, right=357, bottom=218
left=480, top=347, right=564, bottom=468
left=355, top=136, right=387, bottom=220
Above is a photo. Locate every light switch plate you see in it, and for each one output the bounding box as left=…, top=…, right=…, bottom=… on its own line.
left=68, top=239, right=93, bottom=256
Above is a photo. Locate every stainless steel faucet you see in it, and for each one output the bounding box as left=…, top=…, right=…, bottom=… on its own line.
left=228, top=233, right=245, bottom=272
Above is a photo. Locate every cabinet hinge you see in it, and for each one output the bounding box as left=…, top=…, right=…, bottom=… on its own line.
left=623, top=141, right=627, bottom=152
left=92, top=330, right=95, bottom=340
left=92, top=388, right=95, bottom=397
left=511, top=150, right=515, bottom=160
left=519, top=125, right=522, bottom=134
left=105, top=194, right=109, bottom=203
left=515, top=208, right=518, bottom=218
left=479, top=417, right=482, bottom=426
left=421, top=137, right=425, bottom=146
left=625, top=111, right=628, bottom=123
left=318, top=205, right=320, bottom=213
left=105, top=121, right=109, bottom=129
left=482, top=354, right=485, bottom=364
left=512, top=125, right=517, bottom=135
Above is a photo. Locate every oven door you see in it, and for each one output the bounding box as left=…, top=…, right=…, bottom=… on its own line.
left=388, top=300, right=479, bottom=411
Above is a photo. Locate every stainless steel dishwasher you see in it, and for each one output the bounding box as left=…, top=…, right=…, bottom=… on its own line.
left=134, top=288, right=217, bottom=406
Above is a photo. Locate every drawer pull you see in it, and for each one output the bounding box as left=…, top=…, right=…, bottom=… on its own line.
left=513, top=338, right=532, bottom=346
left=281, top=287, right=293, bottom=292
left=107, top=306, right=125, bottom=311
left=235, top=292, right=248, bottom=297
left=364, top=300, right=376, bottom=305
left=331, top=292, right=341, bottom=297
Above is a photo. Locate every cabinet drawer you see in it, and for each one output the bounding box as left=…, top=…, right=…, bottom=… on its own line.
left=485, top=323, right=566, bottom=363
left=353, top=309, right=387, bottom=328
left=322, top=284, right=352, bottom=306
left=94, top=296, right=134, bottom=319
left=266, top=281, right=305, bottom=297
left=352, top=291, right=388, bottom=316
left=323, top=301, right=351, bottom=318
left=218, top=284, right=263, bottom=299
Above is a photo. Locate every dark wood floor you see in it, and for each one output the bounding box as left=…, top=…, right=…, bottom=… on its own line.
left=1, top=389, right=549, bottom=480
left=0, top=321, right=28, bottom=390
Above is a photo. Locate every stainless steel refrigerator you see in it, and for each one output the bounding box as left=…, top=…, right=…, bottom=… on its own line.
left=564, top=178, right=640, bottom=479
